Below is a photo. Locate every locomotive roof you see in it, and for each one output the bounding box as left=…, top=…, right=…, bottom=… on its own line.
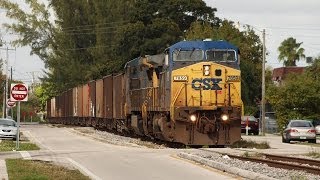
left=169, top=40, right=239, bottom=52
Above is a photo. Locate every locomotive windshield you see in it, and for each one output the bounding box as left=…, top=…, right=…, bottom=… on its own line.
left=173, top=49, right=204, bottom=61
left=206, top=49, right=236, bottom=62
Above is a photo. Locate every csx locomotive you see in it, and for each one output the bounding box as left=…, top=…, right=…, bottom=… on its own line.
left=47, top=40, right=242, bottom=146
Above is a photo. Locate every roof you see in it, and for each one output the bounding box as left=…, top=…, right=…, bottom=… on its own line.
left=272, top=66, right=305, bottom=81
left=169, top=40, right=239, bottom=52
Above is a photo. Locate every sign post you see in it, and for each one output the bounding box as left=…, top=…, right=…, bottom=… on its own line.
left=10, top=83, right=28, bottom=150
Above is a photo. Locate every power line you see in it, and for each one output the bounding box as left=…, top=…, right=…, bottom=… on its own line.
left=60, top=20, right=130, bottom=31
left=61, top=23, right=127, bottom=33
left=264, top=26, right=320, bottom=31
left=65, top=45, right=116, bottom=51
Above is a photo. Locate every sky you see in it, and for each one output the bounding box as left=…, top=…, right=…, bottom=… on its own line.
left=207, top=0, right=320, bottom=68
left=1, top=0, right=320, bottom=84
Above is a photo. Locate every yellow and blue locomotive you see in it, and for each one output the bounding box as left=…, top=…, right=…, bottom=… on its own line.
left=126, top=40, right=242, bottom=145
left=48, top=40, right=242, bottom=146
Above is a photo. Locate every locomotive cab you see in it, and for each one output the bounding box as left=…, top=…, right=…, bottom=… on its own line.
left=168, top=40, right=242, bottom=145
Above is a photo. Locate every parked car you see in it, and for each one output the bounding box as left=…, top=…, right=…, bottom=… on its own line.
left=241, top=116, right=259, bottom=135
left=312, top=120, right=320, bottom=135
left=0, top=118, right=17, bottom=140
left=282, top=120, right=316, bottom=143
left=316, top=125, right=320, bottom=135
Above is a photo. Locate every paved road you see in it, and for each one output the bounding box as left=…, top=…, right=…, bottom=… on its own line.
left=242, top=134, right=320, bottom=154
left=22, top=125, right=238, bottom=180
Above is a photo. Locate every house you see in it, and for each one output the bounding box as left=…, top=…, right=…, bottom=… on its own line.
left=272, top=66, right=305, bottom=86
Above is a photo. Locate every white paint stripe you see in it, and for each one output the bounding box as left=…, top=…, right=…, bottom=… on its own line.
left=11, top=91, right=27, bottom=95
left=0, top=160, right=8, bottom=180
left=67, top=158, right=102, bottom=180
left=23, top=131, right=53, bottom=151
left=20, top=151, right=32, bottom=160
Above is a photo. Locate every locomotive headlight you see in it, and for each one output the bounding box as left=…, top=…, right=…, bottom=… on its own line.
left=203, top=65, right=210, bottom=76
left=221, top=114, right=229, bottom=121
left=190, top=115, right=197, bottom=122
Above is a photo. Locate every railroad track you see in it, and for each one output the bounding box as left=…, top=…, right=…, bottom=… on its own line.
left=200, top=149, right=320, bottom=175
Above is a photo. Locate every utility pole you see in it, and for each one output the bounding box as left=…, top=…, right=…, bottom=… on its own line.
left=27, top=71, right=38, bottom=93
left=32, top=71, right=35, bottom=93
left=0, top=46, right=16, bottom=118
left=261, top=29, right=266, bottom=136
left=10, top=66, right=13, bottom=118
left=5, top=47, right=9, bottom=118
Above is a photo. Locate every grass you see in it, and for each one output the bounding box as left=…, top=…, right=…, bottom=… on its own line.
left=230, top=139, right=270, bottom=149
left=6, top=159, right=90, bottom=180
left=290, top=175, right=308, bottom=180
left=306, top=148, right=320, bottom=158
left=0, top=140, right=40, bottom=151
left=298, top=142, right=320, bottom=147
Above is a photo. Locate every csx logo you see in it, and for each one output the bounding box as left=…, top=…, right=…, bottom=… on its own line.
left=192, top=78, right=222, bottom=90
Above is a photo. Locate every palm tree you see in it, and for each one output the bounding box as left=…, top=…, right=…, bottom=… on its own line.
left=278, top=37, right=305, bottom=66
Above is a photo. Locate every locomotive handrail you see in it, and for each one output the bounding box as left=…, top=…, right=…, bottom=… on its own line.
left=130, top=86, right=159, bottom=91
left=170, top=83, right=186, bottom=120
left=229, top=83, right=242, bottom=106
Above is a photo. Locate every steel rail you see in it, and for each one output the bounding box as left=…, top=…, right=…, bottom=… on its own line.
left=199, top=149, right=320, bottom=175
left=264, top=154, right=320, bottom=167
left=227, top=154, right=320, bottom=175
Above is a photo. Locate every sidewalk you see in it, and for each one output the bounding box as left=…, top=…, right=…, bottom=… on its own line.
left=0, top=159, right=8, bottom=180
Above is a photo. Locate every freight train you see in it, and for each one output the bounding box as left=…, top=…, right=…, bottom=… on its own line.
left=47, top=40, right=242, bottom=146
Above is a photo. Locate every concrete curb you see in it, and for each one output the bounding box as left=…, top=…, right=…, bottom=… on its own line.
left=69, top=128, right=141, bottom=148
left=0, top=160, right=8, bottom=180
left=177, top=152, right=277, bottom=180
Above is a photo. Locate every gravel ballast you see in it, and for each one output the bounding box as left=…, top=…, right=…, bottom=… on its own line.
left=179, top=151, right=320, bottom=180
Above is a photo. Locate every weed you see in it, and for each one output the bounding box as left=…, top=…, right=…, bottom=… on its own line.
left=243, top=151, right=249, bottom=157
left=230, top=139, right=270, bottom=149
left=290, top=175, right=308, bottom=180
left=306, top=147, right=320, bottom=158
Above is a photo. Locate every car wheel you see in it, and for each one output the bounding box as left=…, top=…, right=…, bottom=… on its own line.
left=282, top=135, right=290, bottom=143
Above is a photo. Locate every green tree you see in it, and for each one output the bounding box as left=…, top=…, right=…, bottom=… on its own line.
left=278, top=37, right=305, bottom=67
left=0, top=0, right=55, bottom=61
left=267, top=57, right=320, bottom=129
left=185, top=21, right=216, bottom=40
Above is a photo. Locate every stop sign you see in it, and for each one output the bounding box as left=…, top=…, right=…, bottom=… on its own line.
left=10, top=83, right=28, bottom=102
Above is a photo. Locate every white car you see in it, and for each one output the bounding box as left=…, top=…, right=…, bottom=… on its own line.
left=0, top=118, right=18, bottom=140
left=316, top=125, right=320, bottom=135
left=282, top=120, right=317, bottom=143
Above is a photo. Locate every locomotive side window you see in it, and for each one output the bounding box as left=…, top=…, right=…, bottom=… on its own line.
left=173, top=49, right=203, bottom=61
left=206, top=50, right=236, bottom=62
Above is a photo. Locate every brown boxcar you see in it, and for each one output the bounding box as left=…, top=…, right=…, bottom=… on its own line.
left=51, top=98, right=55, bottom=118
left=89, top=81, right=96, bottom=117
left=103, top=75, right=113, bottom=119
left=82, top=84, right=90, bottom=118
left=113, top=74, right=126, bottom=119
left=47, top=99, right=51, bottom=118
left=72, top=87, right=77, bottom=117
left=68, top=89, right=73, bottom=122
left=95, top=79, right=104, bottom=118
left=77, top=85, right=83, bottom=117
